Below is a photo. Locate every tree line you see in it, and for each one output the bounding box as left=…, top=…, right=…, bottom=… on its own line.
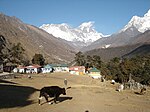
left=74, top=51, right=150, bottom=85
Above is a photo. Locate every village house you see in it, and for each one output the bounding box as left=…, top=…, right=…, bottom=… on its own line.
left=88, top=67, right=101, bottom=79
left=3, top=65, right=17, bottom=73
left=26, top=65, right=42, bottom=73
left=49, top=64, right=69, bottom=72
left=69, top=66, right=85, bottom=75
left=12, top=64, right=69, bottom=74
left=13, top=65, right=42, bottom=74
left=42, top=64, right=53, bottom=73
left=13, top=66, right=26, bottom=73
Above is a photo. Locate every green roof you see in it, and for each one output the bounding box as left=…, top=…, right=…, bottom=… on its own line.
left=89, top=68, right=100, bottom=72
left=44, top=64, right=52, bottom=68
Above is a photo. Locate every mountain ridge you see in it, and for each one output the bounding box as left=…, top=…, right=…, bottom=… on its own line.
left=1, top=9, right=150, bottom=63
left=84, top=30, right=150, bottom=61
left=82, top=9, right=150, bottom=51
left=0, top=13, right=76, bottom=63
left=121, top=9, right=150, bottom=33
left=40, top=21, right=107, bottom=49
left=40, top=9, right=150, bottom=51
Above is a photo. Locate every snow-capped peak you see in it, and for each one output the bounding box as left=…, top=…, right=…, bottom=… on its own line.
left=78, top=21, right=94, bottom=31
left=40, top=21, right=107, bottom=46
left=121, top=9, right=150, bottom=33
left=144, top=9, right=150, bottom=17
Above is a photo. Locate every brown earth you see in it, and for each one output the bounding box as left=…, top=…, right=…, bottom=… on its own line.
left=0, top=72, right=150, bottom=112
left=0, top=13, right=76, bottom=63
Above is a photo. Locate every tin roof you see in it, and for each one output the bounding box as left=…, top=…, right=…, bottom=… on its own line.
left=89, top=67, right=100, bottom=72
left=26, top=65, right=41, bottom=69
left=69, top=66, right=85, bottom=71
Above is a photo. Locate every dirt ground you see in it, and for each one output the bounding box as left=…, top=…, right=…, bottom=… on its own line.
left=0, top=72, right=150, bottom=112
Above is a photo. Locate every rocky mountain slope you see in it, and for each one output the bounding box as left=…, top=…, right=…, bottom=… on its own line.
left=85, top=30, right=150, bottom=61
left=123, top=44, right=150, bottom=58
left=0, top=13, right=77, bottom=63
left=84, top=44, right=140, bottom=61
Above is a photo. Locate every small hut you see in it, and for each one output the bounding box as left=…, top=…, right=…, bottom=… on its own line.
left=88, top=67, right=101, bottom=79
left=26, top=65, right=41, bottom=73
left=42, top=64, right=53, bottom=73
left=69, top=66, right=85, bottom=75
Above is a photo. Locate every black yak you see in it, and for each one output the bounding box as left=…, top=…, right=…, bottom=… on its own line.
left=38, top=86, right=66, bottom=105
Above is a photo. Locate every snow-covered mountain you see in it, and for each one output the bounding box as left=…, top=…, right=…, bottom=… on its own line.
left=82, top=9, right=150, bottom=51
left=40, top=21, right=106, bottom=48
left=121, top=9, right=150, bottom=33
left=40, top=9, right=150, bottom=51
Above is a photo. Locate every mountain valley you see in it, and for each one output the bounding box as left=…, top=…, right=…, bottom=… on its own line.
left=0, top=9, right=150, bottom=63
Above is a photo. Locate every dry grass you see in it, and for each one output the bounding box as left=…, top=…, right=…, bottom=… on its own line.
left=0, top=72, right=150, bottom=112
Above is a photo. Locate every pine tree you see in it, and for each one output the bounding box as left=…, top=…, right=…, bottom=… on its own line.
left=74, top=51, right=86, bottom=66
left=32, top=54, right=45, bottom=66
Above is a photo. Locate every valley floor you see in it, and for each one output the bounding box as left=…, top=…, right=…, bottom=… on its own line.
left=0, top=72, right=150, bottom=112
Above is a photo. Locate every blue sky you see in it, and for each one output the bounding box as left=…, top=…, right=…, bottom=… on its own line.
left=0, top=0, right=150, bottom=35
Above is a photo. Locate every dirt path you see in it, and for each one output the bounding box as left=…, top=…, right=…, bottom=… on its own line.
left=0, top=72, right=150, bottom=112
